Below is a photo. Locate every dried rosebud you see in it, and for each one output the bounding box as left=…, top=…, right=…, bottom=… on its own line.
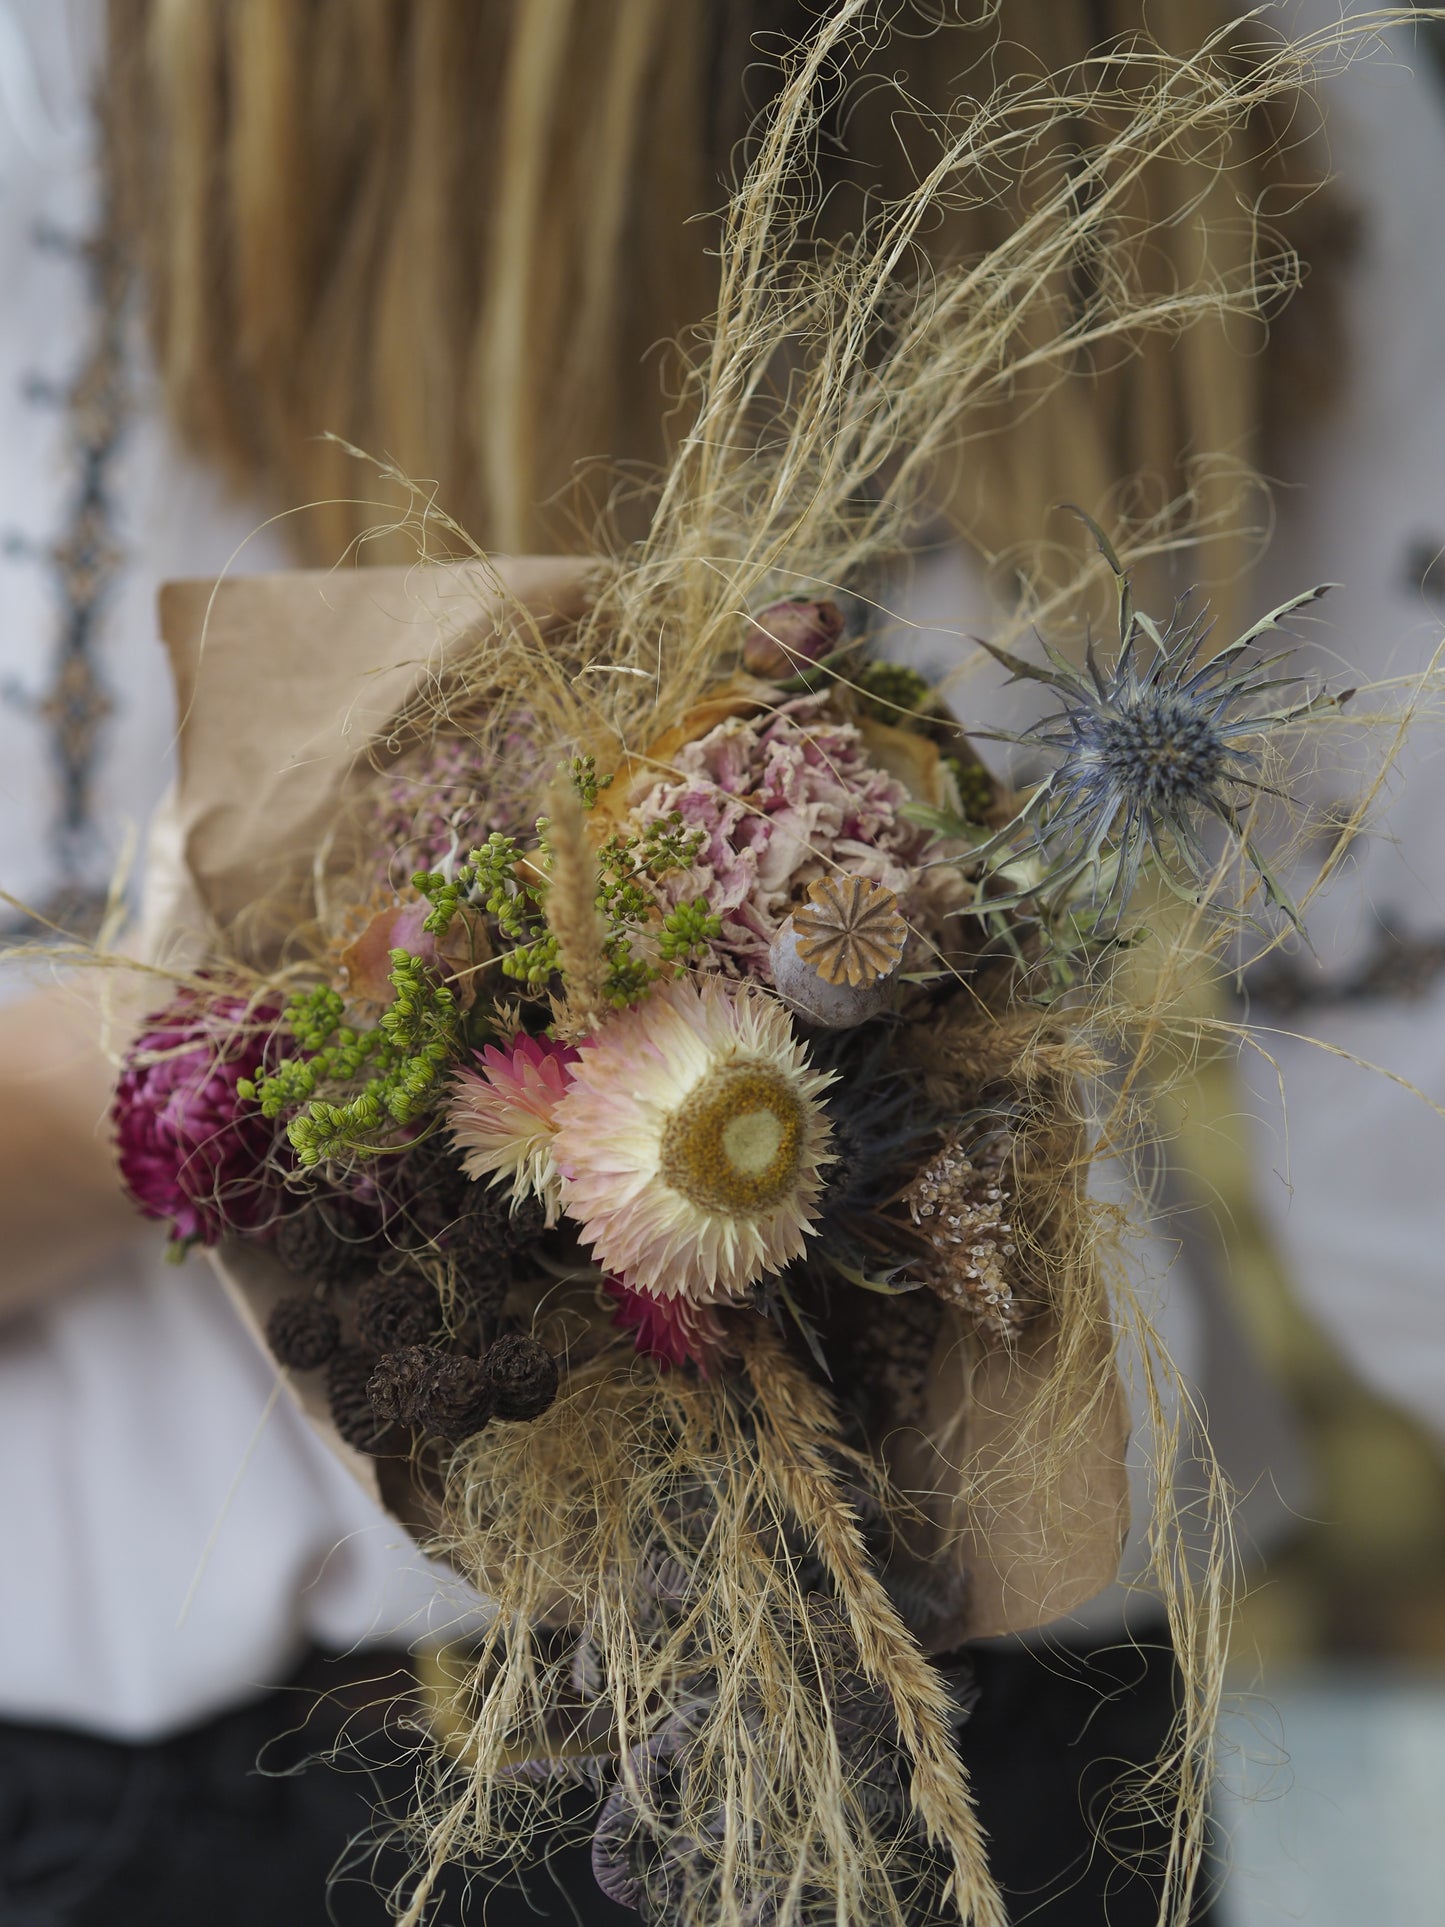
left=265, top=1294, right=340, bottom=1372
left=368, top=1344, right=445, bottom=1426
left=742, top=597, right=845, bottom=679
left=328, top=1345, right=393, bottom=1455
left=416, top=1355, right=495, bottom=1441
left=483, top=1333, right=559, bottom=1421
left=355, top=1273, right=439, bottom=1353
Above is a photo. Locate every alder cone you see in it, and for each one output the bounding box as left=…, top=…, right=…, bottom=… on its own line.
left=355, top=1273, right=440, bottom=1352
left=328, top=1345, right=394, bottom=1455
left=265, top=1294, right=340, bottom=1371
left=417, top=1355, right=495, bottom=1441
left=484, top=1333, right=559, bottom=1421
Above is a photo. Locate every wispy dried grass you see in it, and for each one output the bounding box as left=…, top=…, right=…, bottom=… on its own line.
left=390, top=1323, right=994, bottom=1927
left=372, top=9, right=1413, bottom=746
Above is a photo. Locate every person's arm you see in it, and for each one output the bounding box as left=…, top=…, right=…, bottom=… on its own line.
left=0, top=981, right=139, bottom=1320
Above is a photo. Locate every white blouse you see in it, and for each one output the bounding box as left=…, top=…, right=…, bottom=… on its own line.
left=1226, top=17, right=1445, bottom=1441
left=0, top=0, right=474, bottom=1741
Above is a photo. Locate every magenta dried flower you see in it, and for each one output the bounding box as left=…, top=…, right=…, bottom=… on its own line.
left=606, top=1279, right=727, bottom=1374
left=112, top=989, right=284, bottom=1248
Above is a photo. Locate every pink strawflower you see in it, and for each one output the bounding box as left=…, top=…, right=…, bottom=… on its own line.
left=113, top=989, right=284, bottom=1248
left=605, top=1278, right=727, bottom=1372
left=627, top=697, right=930, bottom=976
left=448, top=1034, right=581, bottom=1224
left=552, top=978, right=834, bottom=1303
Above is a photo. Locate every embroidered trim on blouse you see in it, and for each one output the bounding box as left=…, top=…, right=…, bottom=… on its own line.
left=0, top=204, right=131, bottom=943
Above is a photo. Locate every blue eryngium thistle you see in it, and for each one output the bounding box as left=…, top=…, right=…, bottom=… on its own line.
left=939, top=518, right=1343, bottom=929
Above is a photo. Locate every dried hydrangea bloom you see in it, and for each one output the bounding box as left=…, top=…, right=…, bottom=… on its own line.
left=366, top=712, right=542, bottom=885
left=626, top=697, right=930, bottom=977
left=553, top=977, right=835, bottom=1302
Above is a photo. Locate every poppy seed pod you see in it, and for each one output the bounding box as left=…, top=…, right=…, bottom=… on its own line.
left=769, top=916, right=899, bottom=1029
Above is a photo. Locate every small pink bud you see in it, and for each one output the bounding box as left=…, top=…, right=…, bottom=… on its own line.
left=341, top=901, right=439, bottom=1009
left=743, top=597, right=846, bottom=678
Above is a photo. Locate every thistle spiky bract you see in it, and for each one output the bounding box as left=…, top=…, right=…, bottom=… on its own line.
left=939, top=514, right=1341, bottom=933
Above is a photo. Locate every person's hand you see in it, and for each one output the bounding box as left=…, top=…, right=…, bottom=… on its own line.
left=0, top=981, right=140, bottom=1320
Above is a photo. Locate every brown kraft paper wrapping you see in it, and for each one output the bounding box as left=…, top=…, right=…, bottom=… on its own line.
left=149, top=561, right=1128, bottom=1636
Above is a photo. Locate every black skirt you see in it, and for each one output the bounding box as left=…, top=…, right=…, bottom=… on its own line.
left=0, top=1631, right=1216, bottom=1925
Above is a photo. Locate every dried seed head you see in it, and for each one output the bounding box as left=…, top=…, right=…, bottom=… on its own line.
left=273, top=1203, right=375, bottom=1288
left=355, top=1273, right=440, bottom=1353
left=483, top=1332, right=560, bottom=1421
left=903, top=1134, right=1021, bottom=1342
left=417, top=1354, right=495, bottom=1441
left=328, top=1345, right=393, bottom=1455
left=367, top=1344, right=446, bottom=1426
left=792, top=875, right=906, bottom=988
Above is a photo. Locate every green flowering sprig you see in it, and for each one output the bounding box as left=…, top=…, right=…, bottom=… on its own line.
left=415, top=832, right=540, bottom=944
left=412, top=804, right=721, bottom=1011
left=594, top=810, right=720, bottom=994
left=854, top=660, right=932, bottom=724
left=569, top=754, right=614, bottom=810
left=239, top=952, right=459, bottom=1166
left=596, top=810, right=705, bottom=911
left=658, top=899, right=723, bottom=965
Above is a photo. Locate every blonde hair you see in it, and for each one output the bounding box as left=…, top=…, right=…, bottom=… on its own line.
left=105, top=1, right=1342, bottom=575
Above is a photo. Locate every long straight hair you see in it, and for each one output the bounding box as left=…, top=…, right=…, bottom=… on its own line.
left=105, top=1, right=1343, bottom=573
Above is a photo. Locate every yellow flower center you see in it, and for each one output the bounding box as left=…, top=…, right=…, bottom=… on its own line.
left=660, top=1062, right=807, bottom=1216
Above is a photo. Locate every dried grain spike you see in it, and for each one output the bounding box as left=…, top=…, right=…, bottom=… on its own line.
left=543, top=772, right=611, bottom=1037
left=793, top=874, right=906, bottom=987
